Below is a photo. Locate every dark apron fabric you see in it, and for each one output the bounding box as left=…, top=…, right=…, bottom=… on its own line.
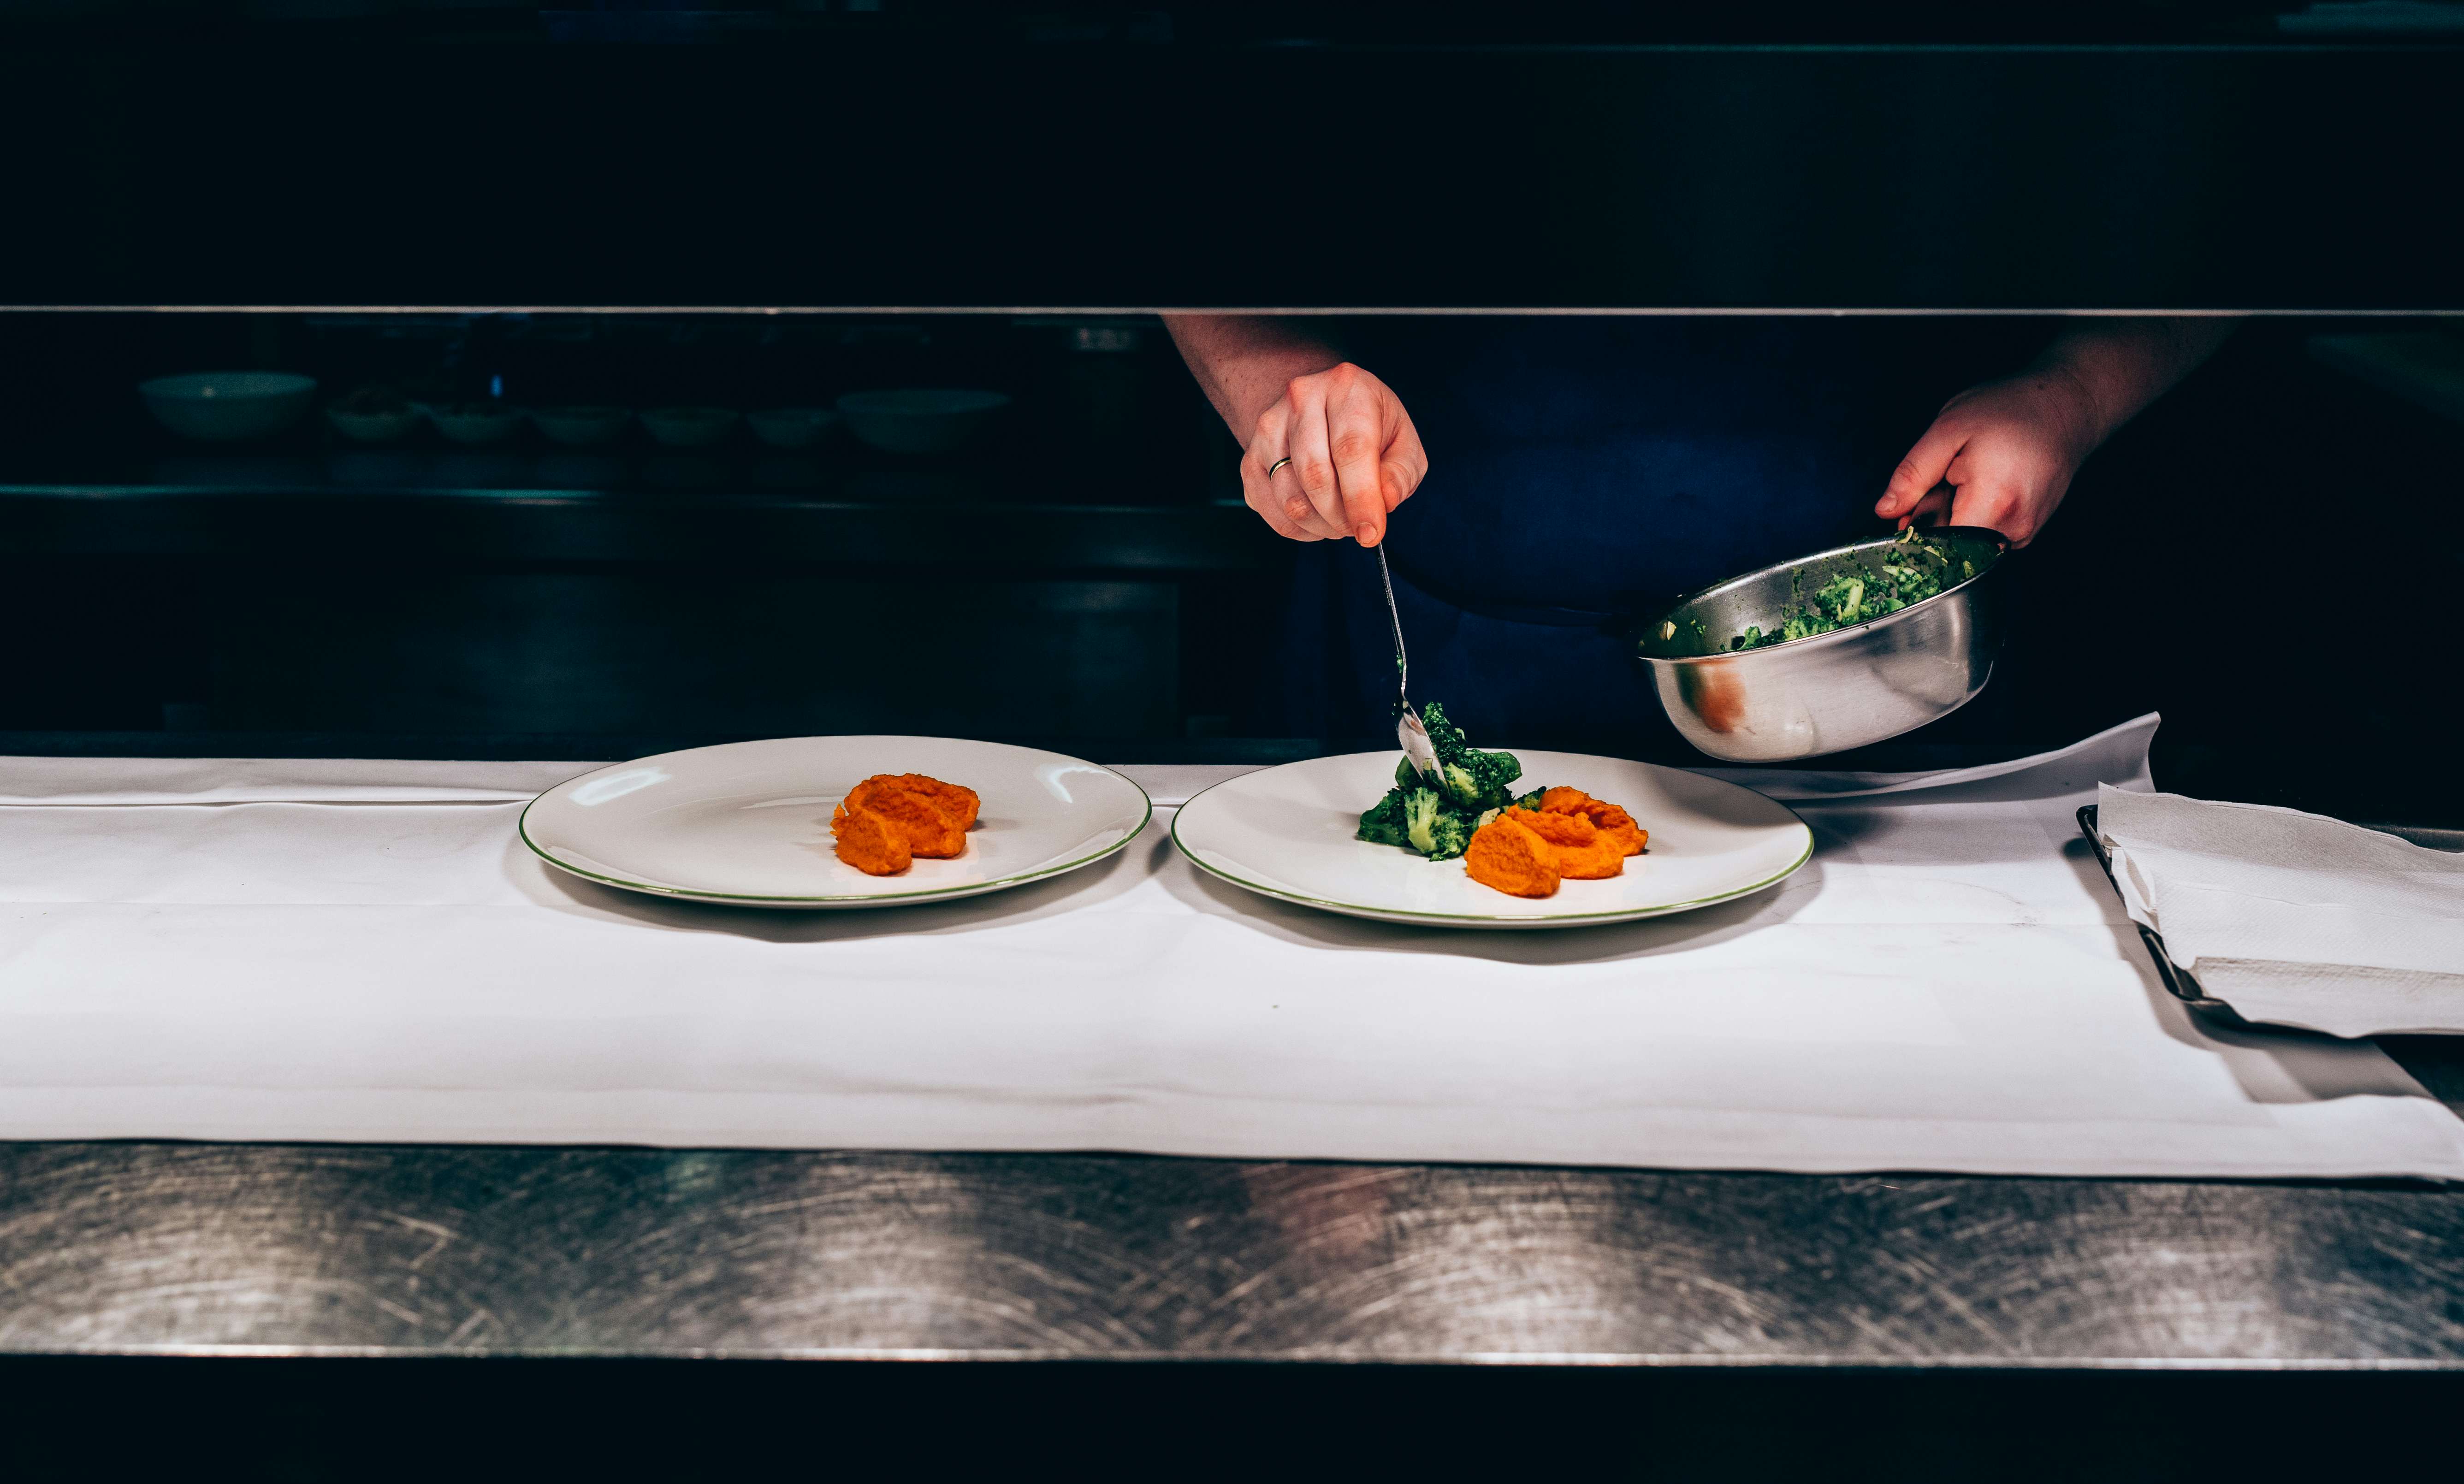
left=1270, top=317, right=2019, bottom=752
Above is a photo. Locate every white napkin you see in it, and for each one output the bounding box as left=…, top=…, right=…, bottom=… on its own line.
left=2098, top=784, right=2464, bottom=1037
left=1706, top=711, right=2158, bottom=803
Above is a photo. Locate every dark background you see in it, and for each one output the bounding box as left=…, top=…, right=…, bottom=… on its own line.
left=3, top=12, right=2463, bottom=310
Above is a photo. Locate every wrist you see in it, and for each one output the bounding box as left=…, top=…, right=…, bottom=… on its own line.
left=1226, top=345, right=1346, bottom=434
left=1164, top=315, right=1344, bottom=438
left=2033, top=356, right=2115, bottom=461
left=2028, top=317, right=2238, bottom=455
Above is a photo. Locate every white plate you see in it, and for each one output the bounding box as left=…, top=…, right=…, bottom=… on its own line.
left=1172, top=751, right=1811, bottom=929
left=521, top=736, right=1150, bottom=908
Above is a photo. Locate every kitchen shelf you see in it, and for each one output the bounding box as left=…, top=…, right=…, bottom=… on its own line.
left=0, top=477, right=1272, bottom=570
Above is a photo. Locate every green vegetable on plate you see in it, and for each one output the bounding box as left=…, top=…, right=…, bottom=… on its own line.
left=1356, top=701, right=1552, bottom=863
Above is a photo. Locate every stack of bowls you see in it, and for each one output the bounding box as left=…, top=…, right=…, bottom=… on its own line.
left=835, top=390, right=1009, bottom=455
left=531, top=406, right=631, bottom=448
left=428, top=402, right=525, bottom=446
left=639, top=406, right=741, bottom=449
left=746, top=407, right=839, bottom=450
left=324, top=388, right=421, bottom=444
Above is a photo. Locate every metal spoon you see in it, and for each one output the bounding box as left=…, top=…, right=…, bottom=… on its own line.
left=1377, top=545, right=1443, bottom=786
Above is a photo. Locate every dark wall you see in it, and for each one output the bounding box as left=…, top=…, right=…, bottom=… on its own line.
left=4, top=44, right=2460, bottom=310
left=1984, top=319, right=2464, bottom=820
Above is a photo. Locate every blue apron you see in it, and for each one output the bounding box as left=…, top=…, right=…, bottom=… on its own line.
left=1273, top=317, right=2005, bottom=753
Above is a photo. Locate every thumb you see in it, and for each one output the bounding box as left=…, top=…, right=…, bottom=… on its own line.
left=1906, top=480, right=1957, bottom=530
left=1877, top=420, right=1966, bottom=518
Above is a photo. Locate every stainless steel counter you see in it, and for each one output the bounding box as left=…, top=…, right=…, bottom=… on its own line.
left=7, top=1060, right=2463, bottom=1368
left=6, top=733, right=2461, bottom=1371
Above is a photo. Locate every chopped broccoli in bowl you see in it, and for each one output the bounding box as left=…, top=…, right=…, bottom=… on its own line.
left=1726, top=529, right=1980, bottom=651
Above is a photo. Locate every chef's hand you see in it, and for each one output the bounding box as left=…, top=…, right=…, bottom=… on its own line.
left=1873, top=368, right=2098, bottom=548
left=1161, top=315, right=1427, bottom=547
left=1875, top=317, right=2243, bottom=548
left=1241, top=362, right=1427, bottom=547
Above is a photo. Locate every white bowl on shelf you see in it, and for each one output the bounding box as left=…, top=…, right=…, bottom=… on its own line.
left=639, top=406, right=741, bottom=450
left=531, top=405, right=631, bottom=448
left=139, top=372, right=319, bottom=442
left=428, top=402, right=526, bottom=446
left=746, top=406, right=840, bottom=450
left=324, top=404, right=421, bottom=443
left=835, top=389, right=1009, bottom=456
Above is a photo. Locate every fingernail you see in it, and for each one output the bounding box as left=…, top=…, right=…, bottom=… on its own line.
left=1356, top=523, right=1378, bottom=545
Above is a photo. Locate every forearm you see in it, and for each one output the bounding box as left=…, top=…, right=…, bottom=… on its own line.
left=1878, top=315, right=2242, bottom=545
left=2034, top=316, right=2243, bottom=448
left=1162, top=314, right=1346, bottom=438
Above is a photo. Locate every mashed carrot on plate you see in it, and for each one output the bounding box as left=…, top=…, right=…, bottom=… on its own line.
left=832, top=773, right=981, bottom=876
left=1463, top=787, right=1649, bottom=899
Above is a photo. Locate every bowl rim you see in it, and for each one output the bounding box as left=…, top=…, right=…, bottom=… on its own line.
left=1639, top=526, right=2008, bottom=668
left=427, top=404, right=526, bottom=425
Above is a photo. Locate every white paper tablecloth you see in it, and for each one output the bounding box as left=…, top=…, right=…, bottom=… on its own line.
left=3, top=716, right=2460, bottom=1178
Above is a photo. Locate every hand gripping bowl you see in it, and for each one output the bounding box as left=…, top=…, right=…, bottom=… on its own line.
left=1636, top=526, right=2009, bottom=762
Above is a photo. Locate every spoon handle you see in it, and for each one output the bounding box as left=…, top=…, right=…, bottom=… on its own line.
left=1377, top=545, right=1410, bottom=707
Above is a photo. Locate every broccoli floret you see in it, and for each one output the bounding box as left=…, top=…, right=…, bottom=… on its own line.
left=1444, top=752, right=1522, bottom=810
left=1508, top=786, right=1548, bottom=812
left=1360, top=705, right=1537, bottom=859
left=1726, top=536, right=1965, bottom=651
left=1356, top=789, right=1413, bottom=848
left=1421, top=810, right=1474, bottom=861
left=1421, top=700, right=1485, bottom=773
left=1419, top=701, right=1524, bottom=810
left=1402, top=787, right=1446, bottom=856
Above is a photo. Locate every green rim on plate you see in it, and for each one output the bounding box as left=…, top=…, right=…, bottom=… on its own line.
left=1166, top=772, right=1812, bottom=927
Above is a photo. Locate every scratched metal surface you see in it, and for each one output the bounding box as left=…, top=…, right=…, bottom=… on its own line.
left=5, top=1132, right=2464, bottom=1367
left=2, top=731, right=2459, bottom=1370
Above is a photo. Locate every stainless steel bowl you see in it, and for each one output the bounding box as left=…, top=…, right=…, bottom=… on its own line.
left=1636, top=526, right=2009, bottom=762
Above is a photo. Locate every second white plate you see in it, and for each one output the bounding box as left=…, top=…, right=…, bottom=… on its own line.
left=522, top=735, right=1150, bottom=908
left=1172, top=751, right=1811, bottom=929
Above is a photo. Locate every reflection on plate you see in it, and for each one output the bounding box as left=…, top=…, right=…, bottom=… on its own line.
left=521, top=735, right=1150, bottom=909
left=1172, top=751, right=1811, bottom=929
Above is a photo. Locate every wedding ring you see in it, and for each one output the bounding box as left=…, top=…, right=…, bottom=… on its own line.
left=1264, top=456, right=1292, bottom=479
